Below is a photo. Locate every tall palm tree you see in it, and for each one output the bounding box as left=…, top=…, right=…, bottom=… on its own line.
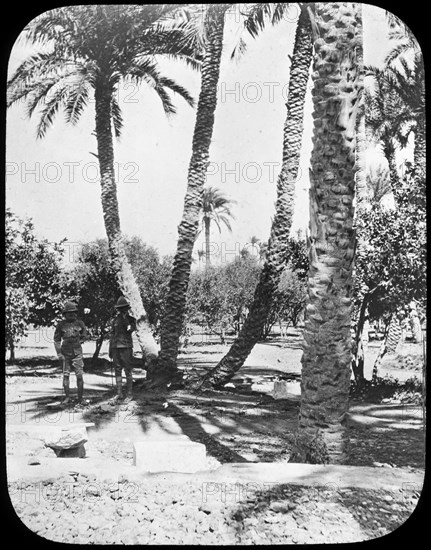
left=198, top=3, right=313, bottom=389
left=201, top=186, right=236, bottom=265
left=7, top=5, right=198, bottom=367
left=156, top=4, right=231, bottom=382
left=296, top=2, right=363, bottom=463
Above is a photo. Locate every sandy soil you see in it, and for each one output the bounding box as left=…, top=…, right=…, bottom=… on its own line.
left=6, top=329, right=425, bottom=543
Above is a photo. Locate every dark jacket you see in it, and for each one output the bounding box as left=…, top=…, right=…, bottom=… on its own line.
left=109, top=313, right=136, bottom=350
left=54, top=319, right=88, bottom=356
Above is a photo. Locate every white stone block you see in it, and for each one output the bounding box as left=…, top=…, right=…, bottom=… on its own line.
left=133, top=437, right=207, bottom=473
left=273, top=380, right=301, bottom=399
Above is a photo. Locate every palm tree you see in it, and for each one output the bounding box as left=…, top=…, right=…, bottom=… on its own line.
left=364, top=68, right=404, bottom=204
left=296, top=3, right=363, bottom=463
left=366, top=164, right=392, bottom=204
left=383, top=53, right=425, bottom=188
left=248, top=235, right=261, bottom=259
left=157, top=4, right=231, bottom=382
left=197, top=249, right=205, bottom=269
left=201, top=186, right=236, bottom=265
left=198, top=3, right=313, bottom=389
left=7, top=5, right=198, bottom=368
left=365, top=49, right=424, bottom=206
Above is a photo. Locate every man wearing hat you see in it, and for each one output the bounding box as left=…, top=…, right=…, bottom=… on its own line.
left=109, top=296, right=137, bottom=401
left=54, top=301, right=89, bottom=405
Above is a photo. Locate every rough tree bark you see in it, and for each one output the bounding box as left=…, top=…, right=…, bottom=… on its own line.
left=157, top=4, right=229, bottom=382
left=296, top=3, right=362, bottom=464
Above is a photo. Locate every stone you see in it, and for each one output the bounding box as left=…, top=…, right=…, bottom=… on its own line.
left=272, top=380, right=301, bottom=399
left=44, top=427, right=88, bottom=450
left=27, top=457, right=41, bottom=465
left=133, top=437, right=207, bottom=473
left=269, top=501, right=289, bottom=513
left=44, top=427, right=87, bottom=458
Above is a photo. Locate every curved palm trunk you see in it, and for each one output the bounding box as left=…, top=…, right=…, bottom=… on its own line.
left=198, top=5, right=313, bottom=389
left=94, top=79, right=158, bottom=370
left=204, top=217, right=211, bottom=266
left=157, top=4, right=229, bottom=379
left=296, top=3, right=362, bottom=464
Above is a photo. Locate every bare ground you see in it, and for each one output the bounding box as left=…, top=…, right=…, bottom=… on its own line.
left=6, top=330, right=425, bottom=543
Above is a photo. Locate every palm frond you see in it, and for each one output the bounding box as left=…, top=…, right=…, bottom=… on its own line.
left=36, top=82, right=70, bottom=138
left=111, top=95, right=123, bottom=139
left=64, top=71, right=92, bottom=125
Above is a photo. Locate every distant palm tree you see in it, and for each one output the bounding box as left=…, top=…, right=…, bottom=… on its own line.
left=7, top=5, right=198, bottom=367
left=197, top=249, right=205, bottom=268
left=247, top=235, right=261, bottom=259
left=366, top=164, right=392, bottom=204
left=364, top=68, right=404, bottom=202
left=365, top=50, right=424, bottom=206
left=201, top=186, right=236, bottom=265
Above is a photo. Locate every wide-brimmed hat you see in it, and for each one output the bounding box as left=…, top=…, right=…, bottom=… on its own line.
left=63, top=301, right=78, bottom=313
left=115, top=296, right=130, bottom=309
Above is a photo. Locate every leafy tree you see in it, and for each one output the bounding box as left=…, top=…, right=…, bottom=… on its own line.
left=68, top=237, right=173, bottom=364
left=67, top=240, right=119, bottom=365
left=185, top=256, right=261, bottom=343
left=261, top=238, right=308, bottom=339
left=5, top=210, right=66, bottom=359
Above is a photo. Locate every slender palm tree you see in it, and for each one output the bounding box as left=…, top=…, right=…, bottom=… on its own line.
left=201, top=186, right=236, bottom=265
left=198, top=3, right=313, bottom=389
left=7, top=5, right=198, bottom=367
left=156, top=4, right=231, bottom=382
left=296, top=2, right=363, bottom=463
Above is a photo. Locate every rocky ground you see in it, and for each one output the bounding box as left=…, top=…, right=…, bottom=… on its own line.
left=6, top=331, right=425, bottom=544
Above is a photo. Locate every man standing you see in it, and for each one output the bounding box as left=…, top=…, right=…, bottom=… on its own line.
left=54, top=301, right=88, bottom=405
left=109, top=296, right=137, bottom=402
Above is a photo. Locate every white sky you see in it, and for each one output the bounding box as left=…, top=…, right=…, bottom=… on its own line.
left=6, top=4, right=404, bottom=263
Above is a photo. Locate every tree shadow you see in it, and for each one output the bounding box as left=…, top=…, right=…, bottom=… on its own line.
left=345, top=404, right=425, bottom=469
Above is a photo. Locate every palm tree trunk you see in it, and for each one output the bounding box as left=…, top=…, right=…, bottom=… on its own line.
left=383, top=140, right=401, bottom=206
left=157, top=4, right=229, bottom=378
left=92, top=333, right=105, bottom=367
left=371, top=314, right=402, bottom=382
left=94, top=79, right=159, bottom=371
left=204, top=217, right=211, bottom=266
left=351, top=294, right=368, bottom=383
left=352, top=37, right=368, bottom=385
left=296, top=3, right=362, bottom=464
left=9, top=338, right=15, bottom=362
left=197, top=5, right=313, bottom=389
